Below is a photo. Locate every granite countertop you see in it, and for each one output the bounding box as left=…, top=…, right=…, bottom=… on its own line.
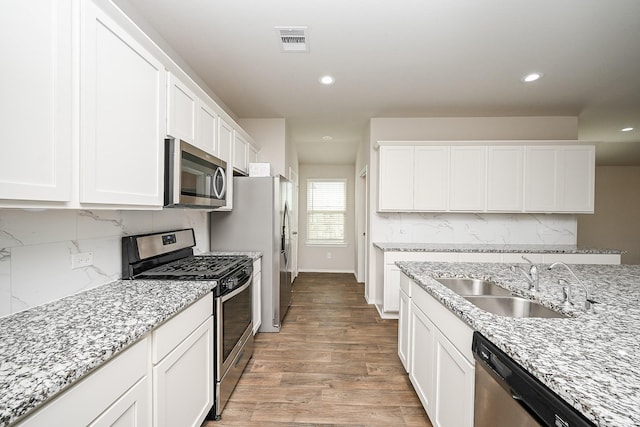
left=204, top=250, right=262, bottom=260
left=396, top=261, right=640, bottom=427
left=0, top=279, right=214, bottom=427
left=374, top=242, right=624, bottom=254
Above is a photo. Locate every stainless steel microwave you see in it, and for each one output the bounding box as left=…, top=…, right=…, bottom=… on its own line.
left=165, top=139, right=227, bottom=208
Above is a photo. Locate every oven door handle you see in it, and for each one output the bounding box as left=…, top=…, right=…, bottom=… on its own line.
left=220, top=278, right=252, bottom=302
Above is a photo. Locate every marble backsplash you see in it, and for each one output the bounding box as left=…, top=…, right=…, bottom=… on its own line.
left=0, top=209, right=209, bottom=317
left=373, top=212, right=578, bottom=245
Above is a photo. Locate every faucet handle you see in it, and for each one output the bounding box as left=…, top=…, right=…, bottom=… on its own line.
left=558, top=278, right=572, bottom=305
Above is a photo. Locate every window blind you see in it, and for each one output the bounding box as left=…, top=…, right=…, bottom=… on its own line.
left=307, top=179, right=346, bottom=243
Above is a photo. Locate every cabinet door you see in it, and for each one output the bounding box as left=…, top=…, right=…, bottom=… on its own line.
left=166, top=72, right=197, bottom=144
left=409, top=304, right=436, bottom=419
left=433, top=330, right=474, bottom=427
left=383, top=264, right=401, bottom=312
left=233, top=133, right=249, bottom=173
left=153, top=317, right=214, bottom=427
left=249, top=145, right=259, bottom=164
left=80, top=0, right=165, bottom=206
left=378, top=146, right=414, bottom=211
left=524, top=146, right=560, bottom=212
left=198, top=100, right=218, bottom=155
left=561, top=145, right=594, bottom=212
left=398, top=288, right=411, bottom=372
left=252, top=258, right=262, bottom=334
left=487, top=146, right=524, bottom=212
left=414, top=146, right=449, bottom=211
left=449, top=146, right=486, bottom=211
left=0, top=0, right=72, bottom=202
left=88, top=377, right=151, bottom=427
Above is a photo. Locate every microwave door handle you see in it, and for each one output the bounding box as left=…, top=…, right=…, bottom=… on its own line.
left=213, top=166, right=226, bottom=199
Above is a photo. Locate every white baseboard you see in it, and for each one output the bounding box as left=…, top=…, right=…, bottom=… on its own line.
left=297, top=268, right=356, bottom=275
left=375, top=303, right=399, bottom=320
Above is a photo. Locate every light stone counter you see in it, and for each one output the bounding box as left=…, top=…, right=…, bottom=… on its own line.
left=374, top=242, right=624, bottom=254
left=0, top=279, right=213, bottom=426
left=396, top=261, right=640, bottom=427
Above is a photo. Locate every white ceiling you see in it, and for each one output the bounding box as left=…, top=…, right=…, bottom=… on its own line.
left=116, top=0, right=640, bottom=165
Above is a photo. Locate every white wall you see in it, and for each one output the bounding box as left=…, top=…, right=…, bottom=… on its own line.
left=367, top=116, right=580, bottom=305
left=0, top=209, right=209, bottom=317
left=298, top=164, right=356, bottom=273
left=578, top=166, right=640, bottom=264
left=239, top=118, right=287, bottom=177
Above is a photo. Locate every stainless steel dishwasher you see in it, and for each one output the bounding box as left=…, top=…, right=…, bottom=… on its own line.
left=472, top=332, right=596, bottom=427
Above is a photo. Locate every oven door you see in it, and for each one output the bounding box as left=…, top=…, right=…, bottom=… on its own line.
left=214, top=277, right=253, bottom=417
left=165, top=139, right=227, bottom=208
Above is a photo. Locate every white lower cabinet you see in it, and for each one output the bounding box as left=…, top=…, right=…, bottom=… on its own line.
left=88, top=377, right=151, bottom=427
left=398, top=276, right=411, bottom=372
left=252, top=257, right=263, bottom=334
left=408, top=302, right=436, bottom=415
left=432, top=329, right=475, bottom=427
left=17, top=294, right=214, bottom=427
left=17, top=338, right=151, bottom=427
left=152, top=294, right=214, bottom=427
left=405, top=274, right=474, bottom=427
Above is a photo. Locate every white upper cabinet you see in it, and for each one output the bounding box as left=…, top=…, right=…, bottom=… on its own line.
left=378, top=146, right=414, bottom=211
left=562, top=146, right=595, bottom=212
left=378, top=142, right=595, bottom=214
left=525, top=145, right=594, bottom=213
left=0, top=0, right=72, bottom=203
left=414, top=146, right=449, bottom=211
left=80, top=0, right=165, bottom=207
left=233, top=133, right=249, bottom=174
left=487, top=146, right=524, bottom=211
left=249, top=145, right=259, bottom=164
left=198, top=100, right=218, bottom=156
left=166, top=72, right=197, bottom=144
left=449, top=146, right=486, bottom=211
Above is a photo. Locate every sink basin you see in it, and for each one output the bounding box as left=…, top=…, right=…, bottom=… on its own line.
left=464, top=296, right=567, bottom=319
left=435, top=278, right=513, bottom=296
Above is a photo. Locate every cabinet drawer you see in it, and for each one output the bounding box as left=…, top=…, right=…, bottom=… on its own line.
left=18, top=337, right=149, bottom=426
left=411, top=281, right=474, bottom=363
left=152, top=293, right=213, bottom=364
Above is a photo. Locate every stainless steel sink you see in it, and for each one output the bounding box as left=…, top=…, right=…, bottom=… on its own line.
left=464, top=296, right=567, bottom=318
left=435, top=278, right=513, bottom=296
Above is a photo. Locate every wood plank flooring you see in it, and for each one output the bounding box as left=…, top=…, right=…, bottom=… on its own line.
left=203, top=272, right=432, bottom=427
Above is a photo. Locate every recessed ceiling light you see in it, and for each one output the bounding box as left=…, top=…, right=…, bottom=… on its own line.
left=621, top=127, right=634, bottom=132
left=322, top=135, right=333, bottom=141
left=522, top=72, right=543, bottom=83
left=319, top=75, right=335, bottom=85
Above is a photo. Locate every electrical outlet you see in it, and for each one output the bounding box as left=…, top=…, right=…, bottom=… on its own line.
left=326, top=252, right=332, bottom=259
left=71, top=252, right=93, bottom=269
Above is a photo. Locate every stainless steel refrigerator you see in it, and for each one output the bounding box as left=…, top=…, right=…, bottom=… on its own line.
left=209, top=175, right=292, bottom=333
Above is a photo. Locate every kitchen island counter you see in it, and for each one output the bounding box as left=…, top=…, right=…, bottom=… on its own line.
left=397, top=261, right=640, bottom=427
left=0, top=279, right=213, bottom=426
left=374, top=242, right=624, bottom=254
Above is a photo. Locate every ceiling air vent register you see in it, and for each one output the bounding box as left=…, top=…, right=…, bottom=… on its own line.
left=276, top=26, right=309, bottom=52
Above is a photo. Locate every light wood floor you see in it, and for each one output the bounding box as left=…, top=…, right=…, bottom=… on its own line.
left=203, top=272, right=433, bottom=427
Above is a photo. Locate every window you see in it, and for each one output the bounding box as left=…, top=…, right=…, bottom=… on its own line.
left=306, top=179, right=346, bottom=244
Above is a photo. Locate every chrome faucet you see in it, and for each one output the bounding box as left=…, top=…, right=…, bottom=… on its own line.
left=510, top=256, right=539, bottom=292
left=548, top=262, right=592, bottom=312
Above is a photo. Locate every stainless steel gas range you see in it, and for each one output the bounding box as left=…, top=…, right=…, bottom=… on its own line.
left=122, top=228, right=253, bottom=420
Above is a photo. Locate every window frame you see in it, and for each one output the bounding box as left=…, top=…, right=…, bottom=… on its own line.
left=305, top=178, right=347, bottom=246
